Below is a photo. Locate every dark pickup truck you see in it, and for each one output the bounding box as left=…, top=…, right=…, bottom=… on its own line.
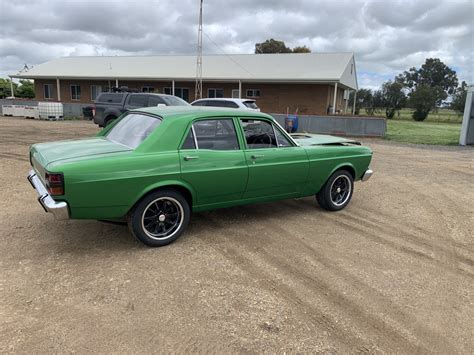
left=93, top=92, right=189, bottom=127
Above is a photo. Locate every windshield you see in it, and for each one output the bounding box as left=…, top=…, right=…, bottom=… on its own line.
left=161, top=95, right=190, bottom=106
left=243, top=100, right=259, bottom=109
left=106, top=113, right=161, bottom=149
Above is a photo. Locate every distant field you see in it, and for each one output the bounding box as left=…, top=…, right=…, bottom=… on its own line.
left=385, top=120, right=461, bottom=145
left=362, top=108, right=463, bottom=123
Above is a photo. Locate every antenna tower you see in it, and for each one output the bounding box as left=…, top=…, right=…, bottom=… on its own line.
left=195, top=0, right=203, bottom=100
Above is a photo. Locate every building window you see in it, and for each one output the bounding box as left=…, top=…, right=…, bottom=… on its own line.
left=43, top=84, right=53, bottom=99
left=246, top=89, right=260, bottom=98
left=142, top=86, right=155, bottom=93
left=231, top=89, right=240, bottom=98
left=91, top=85, right=102, bottom=101
left=71, top=85, right=81, bottom=100
left=208, top=88, right=224, bottom=98
left=164, top=87, right=189, bottom=102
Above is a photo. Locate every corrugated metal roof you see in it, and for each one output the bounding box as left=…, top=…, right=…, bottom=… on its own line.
left=11, top=53, right=358, bottom=89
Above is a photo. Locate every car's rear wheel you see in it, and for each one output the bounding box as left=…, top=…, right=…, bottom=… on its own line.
left=316, top=170, right=354, bottom=211
left=128, top=189, right=190, bottom=247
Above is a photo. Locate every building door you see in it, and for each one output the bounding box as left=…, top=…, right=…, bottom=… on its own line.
left=232, top=89, right=240, bottom=98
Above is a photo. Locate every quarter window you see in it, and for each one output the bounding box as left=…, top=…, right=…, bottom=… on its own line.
left=274, top=126, right=293, bottom=147
left=187, top=119, right=239, bottom=151
left=71, top=85, right=81, bottom=100
left=240, top=119, right=277, bottom=149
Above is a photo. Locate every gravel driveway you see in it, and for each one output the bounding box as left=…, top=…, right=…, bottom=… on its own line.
left=1, top=117, right=472, bottom=353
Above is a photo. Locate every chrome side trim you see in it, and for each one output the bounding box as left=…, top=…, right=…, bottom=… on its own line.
left=361, top=169, right=373, bottom=182
left=27, top=169, right=69, bottom=220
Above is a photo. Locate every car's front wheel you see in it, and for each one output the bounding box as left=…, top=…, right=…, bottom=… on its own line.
left=316, top=170, right=354, bottom=211
left=128, top=189, right=190, bottom=247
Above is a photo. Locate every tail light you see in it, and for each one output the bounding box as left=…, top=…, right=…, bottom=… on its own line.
left=45, top=172, right=64, bottom=195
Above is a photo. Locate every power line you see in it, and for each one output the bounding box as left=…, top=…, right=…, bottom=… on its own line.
left=203, top=31, right=254, bottom=77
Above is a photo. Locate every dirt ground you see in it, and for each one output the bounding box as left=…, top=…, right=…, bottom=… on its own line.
left=0, top=117, right=472, bottom=353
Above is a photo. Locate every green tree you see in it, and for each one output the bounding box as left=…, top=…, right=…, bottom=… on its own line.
left=292, top=45, right=311, bottom=53
left=0, top=78, right=17, bottom=98
left=408, top=85, right=440, bottom=121
left=451, top=81, right=468, bottom=114
left=349, top=89, right=373, bottom=115
left=255, top=39, right=292, bottom=54
left=380, top=80, right=406, bottom=118
left=397, top=58, right=458, bottom=121
left=16, top=79, right=35, bottom=98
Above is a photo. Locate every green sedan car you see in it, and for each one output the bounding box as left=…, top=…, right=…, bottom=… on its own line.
left=27, top=107, right=373, bottom=247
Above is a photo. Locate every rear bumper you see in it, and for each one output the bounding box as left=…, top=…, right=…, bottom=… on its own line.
left=27, top=169, right=69, bottom=220
left=361, top=169, right=373, bottom=182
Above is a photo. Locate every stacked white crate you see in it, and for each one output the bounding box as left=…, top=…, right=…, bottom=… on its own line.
left=38, top=102, right=64, bottom=120
left=2, top=105, right=15, bottom=116
left=23, top=106, right=39, bottom=119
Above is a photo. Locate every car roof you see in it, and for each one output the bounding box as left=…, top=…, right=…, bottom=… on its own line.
left=133, top=106, right=272, bottom=121
left=192, top=98, right=256, bottom=103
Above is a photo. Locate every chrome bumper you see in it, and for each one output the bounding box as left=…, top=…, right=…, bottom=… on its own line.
left=27, top=169, right=69, bottom=220
left=361, top=169, right=373, bottom=182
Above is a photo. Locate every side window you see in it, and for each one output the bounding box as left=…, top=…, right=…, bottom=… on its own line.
left=274, top=126, right=293, bottom=147
left=223, top=101, right=239, bottom=108
left=240, top=119, right=277, bottom=149
left=148, top=96, right=166, bottom=106
left=191, top=100, right=206, bottom=107
left=192, top=119, right=239, bottom=150
left=181, top=129, right=196, bottom=149
left=128, top=95, right=148, bottom=107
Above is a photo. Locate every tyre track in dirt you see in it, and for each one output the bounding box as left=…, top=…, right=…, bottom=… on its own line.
left=194, top=209, right=456, bottom=353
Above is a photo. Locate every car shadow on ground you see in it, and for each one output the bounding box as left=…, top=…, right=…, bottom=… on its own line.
left=37, top=196, right=324, bottom=255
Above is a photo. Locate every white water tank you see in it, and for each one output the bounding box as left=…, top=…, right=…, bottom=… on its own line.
left=2, top=105, right=14, bottom=116
left=38, top=102, right=64, bottom=120
left=24, top=106, right=39, bottom=119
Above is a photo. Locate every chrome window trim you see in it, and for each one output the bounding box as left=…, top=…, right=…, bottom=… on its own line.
left=191, top=125, right=199, bottom=149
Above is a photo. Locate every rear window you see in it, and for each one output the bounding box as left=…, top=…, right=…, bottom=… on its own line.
left=96, top=93, right=124, bottom=103
left=243, top=100, right=259, bottom=109
left=106, top=113, right=161, bottom=149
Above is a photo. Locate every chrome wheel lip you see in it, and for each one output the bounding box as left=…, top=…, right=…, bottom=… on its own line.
left=329, top=175, right=352, bottom=207
left=141, top=197, right=184, bottom=241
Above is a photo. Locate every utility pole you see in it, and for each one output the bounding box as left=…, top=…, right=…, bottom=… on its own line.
left=195, top=0, right=203, bottom=100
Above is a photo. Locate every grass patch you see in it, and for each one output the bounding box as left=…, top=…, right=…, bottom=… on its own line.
left=362, top=108, right=463, bottom=123
left=385, top=120, right=461, bottom=145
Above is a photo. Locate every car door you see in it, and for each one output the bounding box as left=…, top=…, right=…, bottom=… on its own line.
left=239, top=118, right=309, bottom=199
left=179, top=118, right=248, bottom=206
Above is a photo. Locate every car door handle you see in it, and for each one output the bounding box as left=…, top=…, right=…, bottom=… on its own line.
left=184, top=156, right=199, bottom=161
left=251, top=154, right=265, bottom=159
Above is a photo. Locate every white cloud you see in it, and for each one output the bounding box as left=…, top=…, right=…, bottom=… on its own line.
left=0, top=0, right=472, bottom=87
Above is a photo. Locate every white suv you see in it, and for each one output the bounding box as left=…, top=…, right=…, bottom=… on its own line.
left=191, top=98, right=260, bottom=111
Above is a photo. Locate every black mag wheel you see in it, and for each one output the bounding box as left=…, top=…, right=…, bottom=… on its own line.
left=329, top=175, right=352, bottom=207
left=129, top=189, right=190, bottom=247
left=316, top=170, right=354, bottom=211
left=142, top=197, right=183, bottom=240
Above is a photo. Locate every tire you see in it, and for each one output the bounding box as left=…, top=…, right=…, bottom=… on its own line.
left=128, top=189, right=190, bottom=247
left=104, top=116, right=117, bottom=127
left=316, top=170, right=354, bottom=211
